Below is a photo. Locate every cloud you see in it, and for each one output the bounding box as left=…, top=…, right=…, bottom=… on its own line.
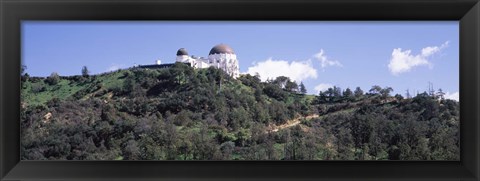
left=107, top=64, right=126, bottom=72
left=313, top=49, right=343, bottom=68
left=314, top=83, right=333, bottom=93
left=388, top=41, right=449, bottom=75
left=245, top=58, right=317, bottom=82
left=444, top=91, right=459, bottom=102
left=245, top=50, right=341, bottom=84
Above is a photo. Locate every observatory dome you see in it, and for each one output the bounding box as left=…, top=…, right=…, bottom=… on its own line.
left=176, top=48, right=189, bottom=56
left=209, top=44, right=235, bottom=55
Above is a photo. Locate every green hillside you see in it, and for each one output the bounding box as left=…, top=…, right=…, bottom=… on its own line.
left=20, top=63, right=459, bottom=160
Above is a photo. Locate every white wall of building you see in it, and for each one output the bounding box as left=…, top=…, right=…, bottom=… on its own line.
left=174, top=51, right=240, bottom=78
left=176, top=55, right=190, bottom=63
left=208, top=53, right=239, bottom=78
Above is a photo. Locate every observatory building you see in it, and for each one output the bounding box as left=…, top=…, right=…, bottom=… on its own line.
left=175, top=44, right=240, bottom=78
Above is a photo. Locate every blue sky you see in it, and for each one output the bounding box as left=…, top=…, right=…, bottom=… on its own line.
left=22, top=21, right=459, bottom=100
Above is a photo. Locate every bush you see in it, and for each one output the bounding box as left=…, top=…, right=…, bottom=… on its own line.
left=31, top=83, right=46, bottom=93
left=46, top=72, right=60, bottom=85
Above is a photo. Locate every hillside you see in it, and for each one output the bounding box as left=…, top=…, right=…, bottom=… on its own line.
left=20, top=63, right=460, bottom=160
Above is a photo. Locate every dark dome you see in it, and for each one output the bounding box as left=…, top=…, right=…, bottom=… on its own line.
left=209, top=44, right=235, bottom=55
left=176, top=48, right=189, bottom=56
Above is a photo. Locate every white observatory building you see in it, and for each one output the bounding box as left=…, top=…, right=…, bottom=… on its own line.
left=175, top=44, right=240, bottom=78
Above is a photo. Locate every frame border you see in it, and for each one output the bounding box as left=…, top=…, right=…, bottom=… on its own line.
left=1, top=0, right=479, bottom=180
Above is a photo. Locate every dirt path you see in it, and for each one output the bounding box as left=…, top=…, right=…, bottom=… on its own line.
left=267, top=114, right=319, bottom=133
left=264, top=97, right=399, bottom=133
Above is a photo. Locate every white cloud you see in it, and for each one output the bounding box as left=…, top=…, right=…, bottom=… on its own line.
left=314, top=83, right=333, bottom=93
left=388, top=49, right=431, bottom=75
left=245, top=58, right=317, bottom=82
left=106, top=64, right=125, bottom=72
left=388, top=41, right=449, bottom=75
left=444, top=91, right=459, bottom=102
left=313, top=49, right=342, bottom=68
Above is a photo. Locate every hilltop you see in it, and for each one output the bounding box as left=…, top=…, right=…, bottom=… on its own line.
left=20, top=63, right=459, bottom=160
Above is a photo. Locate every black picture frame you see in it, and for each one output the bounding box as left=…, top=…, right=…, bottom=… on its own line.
left=1, top=0, right=479, bottom=180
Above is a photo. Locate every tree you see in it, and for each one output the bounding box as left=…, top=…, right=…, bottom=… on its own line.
left=343, top=88, right=354, bottom=101
left=273, top=76, right=290, bottom=89
left=354, top=87, right=364, bottom=99
left=379, top=87, right=393, bottom=102
left=23, top=73, right=30, bottom=81
left=263, top=83, right=287, bottom=101
left=319, top=87, right=338, bottom=103
left=123, top=77, right=137, bottom=95
left=229, top=107, right=251, bottom=131
left=327, top=86, right=342, bottom=102
left=285, top=81, right=298, bottom=92
left=82, top=66, right=90, bottom=77
left=21, top=65, right=30, bottom=81
left=238, top=74, right=261, bottom=88
left=253, top=103, right=270, bottom=124
left=315, top=91, right=329, bottom=104
left=369, top=85, right=382, bottom=95
left=46, top=72, right=60, bottom=85
left=123, top=139, right=141, bottom=160
left=220, top=141, right=235, bottom=159
left=335, top=127, right=355, bottom=160
left=299, top=82, right=307, bottom=94
left=394, top=94, right=404, bottom=101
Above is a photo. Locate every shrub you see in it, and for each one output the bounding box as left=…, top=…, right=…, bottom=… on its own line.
left=46, top=72, right=60, bottom=85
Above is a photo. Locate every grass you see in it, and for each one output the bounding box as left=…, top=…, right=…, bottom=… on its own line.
left=22, top=70, right=128, bottom=107
left=22, top=79, right=87, bottom=106
left=96, top=70, right=127, bottom=90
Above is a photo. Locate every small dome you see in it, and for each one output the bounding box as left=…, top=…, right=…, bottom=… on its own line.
left=176, top=48, right=189, bottom=56
left=209, top=44, right=235, bottom=55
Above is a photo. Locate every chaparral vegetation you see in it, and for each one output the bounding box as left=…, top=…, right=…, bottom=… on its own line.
left=20, top=63, right=459, bottom=160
